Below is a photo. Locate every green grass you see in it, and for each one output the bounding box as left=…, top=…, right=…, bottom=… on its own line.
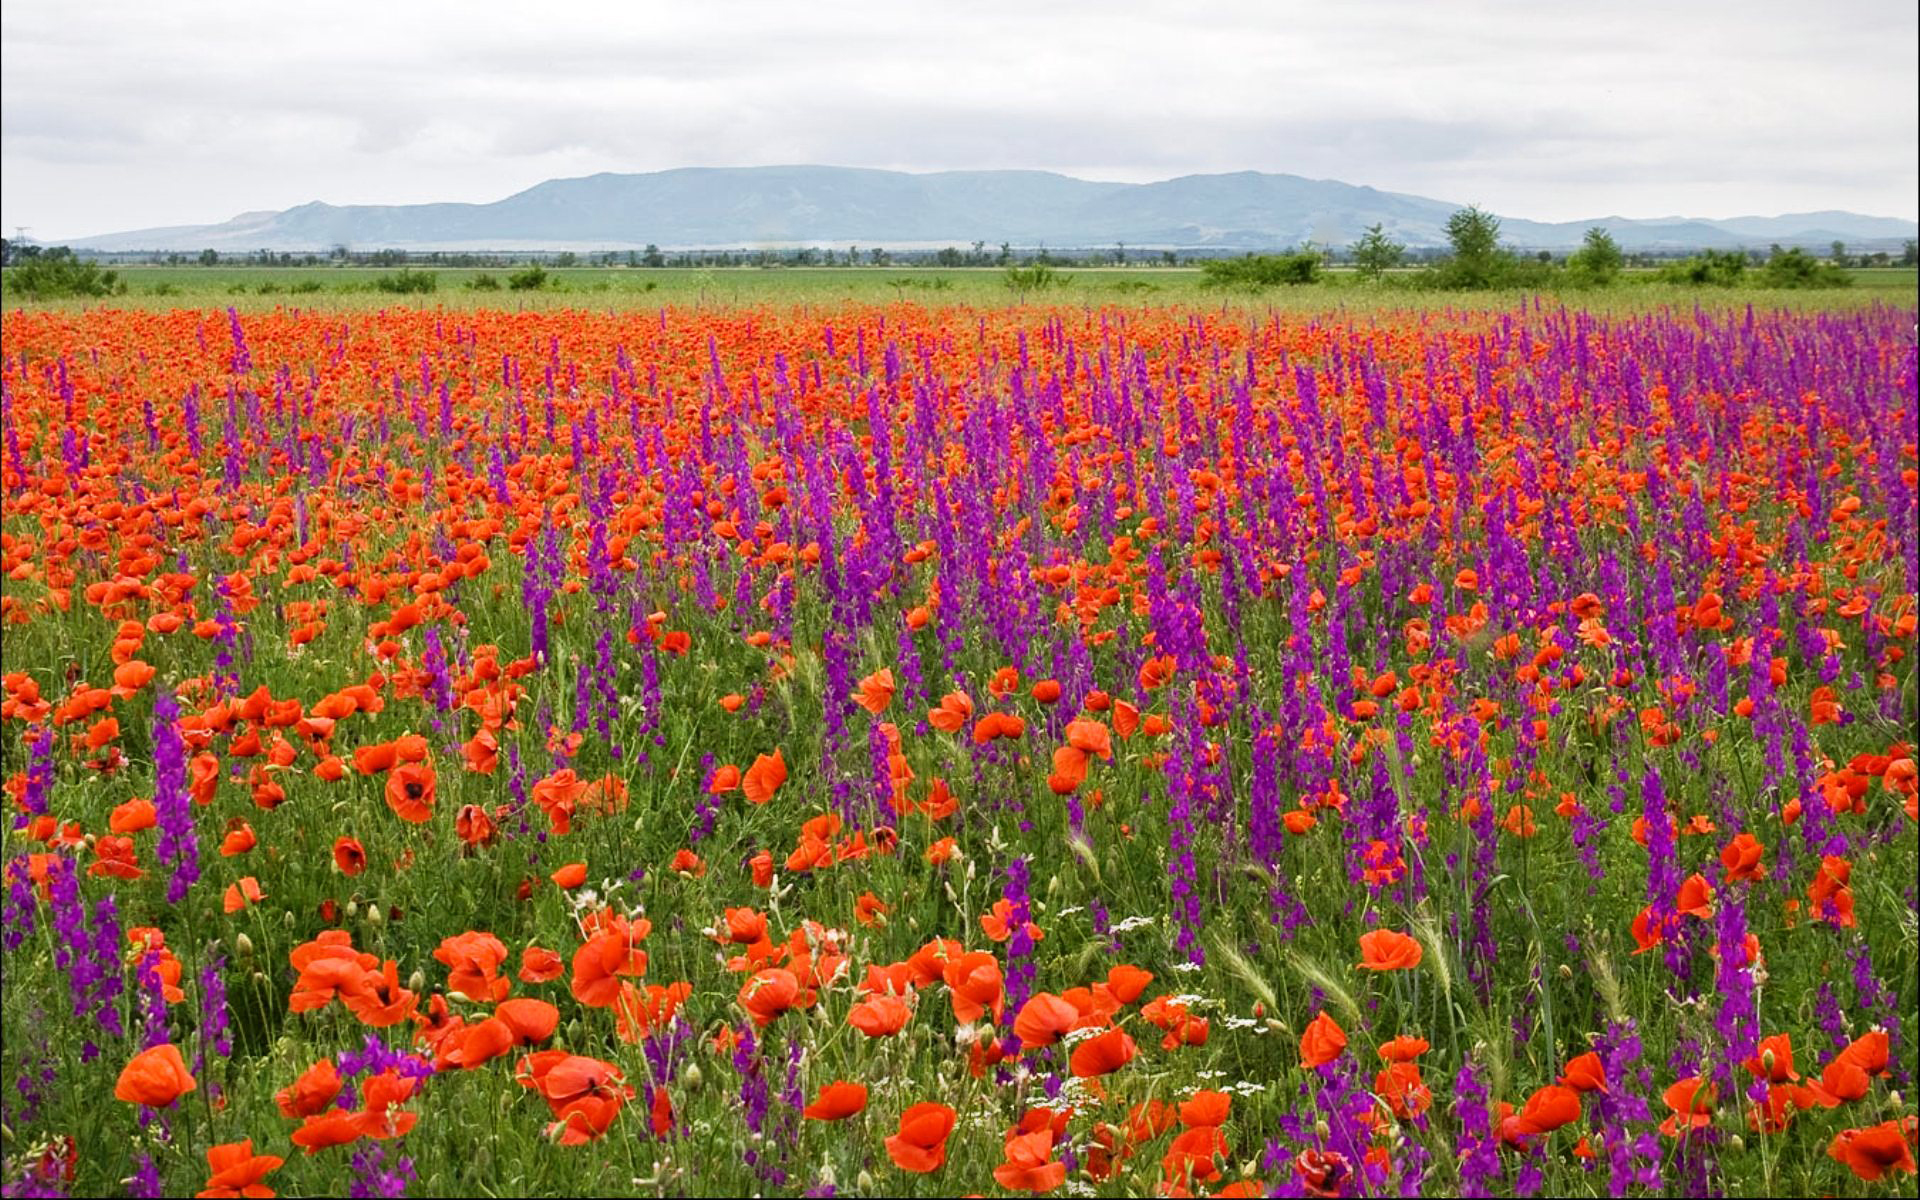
left=3, top=264, right=1911, bottom=313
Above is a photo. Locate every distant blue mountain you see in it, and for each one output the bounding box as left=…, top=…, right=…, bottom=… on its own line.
left=64, top=166, right=1920, bottom=253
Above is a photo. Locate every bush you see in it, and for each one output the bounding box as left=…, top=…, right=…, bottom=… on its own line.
left=507, top=266, right=550, bottom=291
left=1565, top=227, right=1624, bottom=287
left=373, top=269, right=438, bottom=295
left=468, top=273, right=501, bottom=291
left=4, top=249, right=120, bottom=300
left=1200, top=253, right=1322, bottom=289
left=1759, top=247, right=1850, bottom=289
left=289, top=280, right=324, bottom=294
left=1657, top=250, right=1748, bottom=287
left=1005, top=264, right=1068, bottom=293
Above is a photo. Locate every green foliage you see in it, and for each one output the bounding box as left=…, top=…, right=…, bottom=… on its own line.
left=1565, top=227, right=1624, bottom=287
left=288, top=279, right=325, bottom=294
left=1434, top=206, right=1508, bottom=289
left=1349, top=223, right=1406, bottom=279
left=3, top=248, right=121, bottom=300
left=1004, top=264, right=1068, bottom=293
left=1759, top=246, right=1851, bottom=289
left=373, top=269, right=438, bottom=295
left=1199, top=252, right=1322, bottom=289
left=507, top=265, right=550, bottom=291
left=468, top=273, right=502, bottom=291
left=1658, top=250, right=1749, bottom=287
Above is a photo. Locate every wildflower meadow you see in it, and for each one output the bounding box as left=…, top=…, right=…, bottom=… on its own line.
left=0, top=298, right=1915, bottom=1197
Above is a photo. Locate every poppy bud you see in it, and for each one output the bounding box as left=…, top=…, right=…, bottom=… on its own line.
left=1558, top=964, right=1573, bottom=979
left=1761, top=1048, right=1775, bottom=1075
left=366, top=905, right=384, bottom=926
left=407, top=970, right=425, bottom=993
left=567, top=1018, right=584, bottom=1043
left=1266, top=1019, right=1287, bottom=1034
left=818, top=1164, right=835, bottom=1188
left=856, top=1171, right=873, bottom=1191
left=234, top=933, right=254, bottom=958
left=1313, top=1119, right=1331, bottom=1139
left=251, top=970, right=270, bottom=988
left=282, top=910, right=295, bottom=927
left=1047, top=873, right=1062, bottom=896
left=1241, top=1161, right=1257, bottom=1178
left=1728, top=1135, right=1744, bottom=1153
left=346, top=900, right=360, bottom=919
left=683, top=1064, right=703, bottom=1089
left=545, top=1121, right=571, bottom=1144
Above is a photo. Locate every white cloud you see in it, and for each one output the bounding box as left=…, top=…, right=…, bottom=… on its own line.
left=3, top=0, right=1914, bottom=240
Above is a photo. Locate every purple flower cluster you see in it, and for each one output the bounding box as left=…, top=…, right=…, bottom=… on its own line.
left=151, top=693, right=199, bottom=904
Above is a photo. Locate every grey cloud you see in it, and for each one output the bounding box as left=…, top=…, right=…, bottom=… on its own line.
left=4, top=0, right=1914, bottom=239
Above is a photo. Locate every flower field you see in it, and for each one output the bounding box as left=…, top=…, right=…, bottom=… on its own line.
left=0, top=300, right=1915, bottom=1197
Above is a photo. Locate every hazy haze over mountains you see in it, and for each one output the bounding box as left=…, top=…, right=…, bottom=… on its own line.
left=63, top=166, right=1920, bottom=255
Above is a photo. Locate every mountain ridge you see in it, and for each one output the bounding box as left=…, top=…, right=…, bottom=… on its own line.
left=60, top=166, right=1919, bottom=254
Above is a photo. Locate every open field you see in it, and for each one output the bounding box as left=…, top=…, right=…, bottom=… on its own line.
left=3, top=264, right=1915, bottom=312
left=0, top=297, right=1915, bottom=1197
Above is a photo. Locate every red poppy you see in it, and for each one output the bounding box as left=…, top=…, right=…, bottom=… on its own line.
left=1357, top=929, right=1423, bottom=970
left=804, top=1081, right=868, bottom=1121
left=115, top=1043, right=197, bottom=1108
left=199, top=1138, right=284, bottom=1198
left=885, top=1102, right=956, bottom=1173
left=1069, top=1028, right=1139, bottom=1078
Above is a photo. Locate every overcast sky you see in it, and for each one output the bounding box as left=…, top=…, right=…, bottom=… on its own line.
left=4, top=0, right=1915, bottom=241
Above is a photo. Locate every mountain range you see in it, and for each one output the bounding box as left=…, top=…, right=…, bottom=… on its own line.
left=62, top=166, right=1920, bottom=254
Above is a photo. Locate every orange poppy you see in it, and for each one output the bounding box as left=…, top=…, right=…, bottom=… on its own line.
left=115, top=1043, right=197, bottom=1108
left=742, top=749, right=788, bottom=806
left=885, top=1102, right=956, bottom=1173
left=1357, top=929, right=1423, bottom=971
left=384, top=760, right=437, bottom=823
left=1828, top=1120, right=1917, bottom=1182
left=1069, top=1028, right=1139, bottom=1078
left=848, top=993, right=913, bottom=1038
left=803, top=1081, right=868, bottom=1121
left=1013, top=992, right=1081, bottom=1049
left=854, top=667, right=896, bottom=714
left=275, top=1059, right=343, bottom=1118
left=1300, top=1011, right=1347, bottom=1067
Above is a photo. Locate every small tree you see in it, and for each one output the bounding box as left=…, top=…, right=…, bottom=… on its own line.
left=1349, top=223, right=1405, bottom=280
left=1566, top=227, right=1624, bottom=286
left=1829, top=240, right=1848, bottom=267
left=642, top=244, right=665, bottom=268
left=1441, top=206, right=1503, bottom=288
left=198, top=249, right=220, bottom=266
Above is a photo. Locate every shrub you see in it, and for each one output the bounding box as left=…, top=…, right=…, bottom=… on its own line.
left=1657, top=250, right=1748, bottom=287
left=1565, top=227, right=1624, bottom=287
left=507, top=266, right=550, bottom=291
left=289, top=280, right=324, bottom=294
left=1759, top=247, right=1850, bottom=289
left=468, top=273, right=502, bottom=291
left=373, top=269, right=438, bottom=295
left=4, top=249, right=120, bottom=300
left=1005, top=264, right=1068, bottom=293
left=1199, top=253, right=1321, bottom=288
